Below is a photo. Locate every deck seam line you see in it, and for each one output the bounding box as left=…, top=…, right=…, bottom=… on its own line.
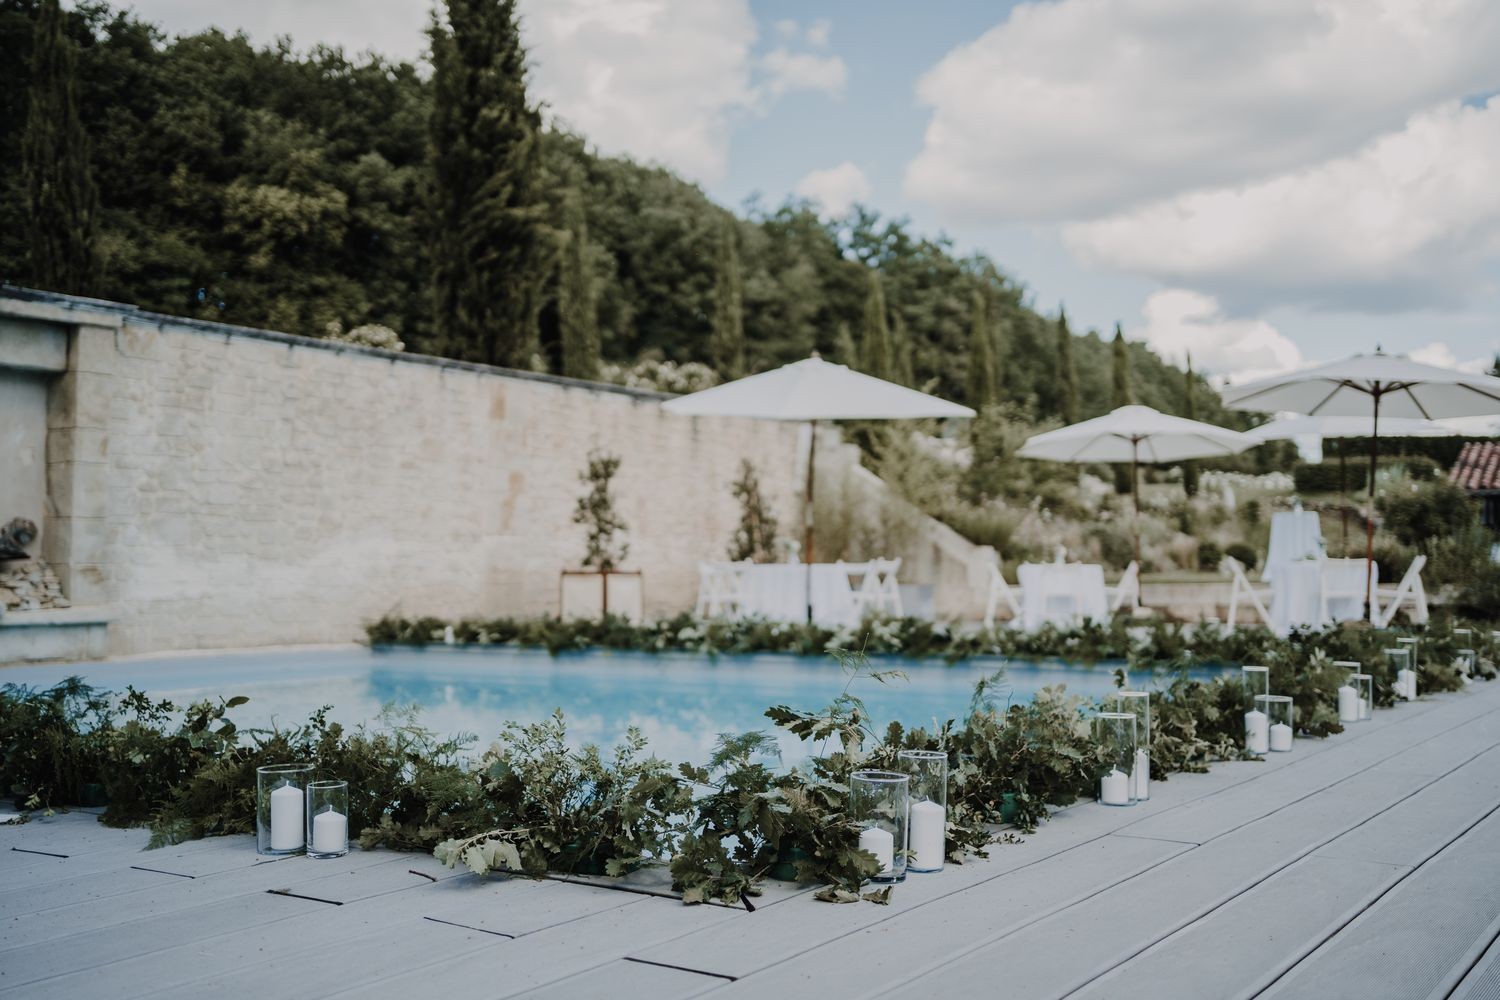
left=1053, top=739, right=1500, bottom=1000
left=622, top=956, right=740, bottom=982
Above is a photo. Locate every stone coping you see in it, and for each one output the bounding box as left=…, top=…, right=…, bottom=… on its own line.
left=0, top=605, right=115, bottom=628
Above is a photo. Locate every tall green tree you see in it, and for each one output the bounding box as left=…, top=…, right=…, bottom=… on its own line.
left=22, top=0, right=98, bottom=295
left=558, top=194, right=599, bottom=380
left=1182, top=353, right=1200, bottom=497
left=428, top=0, right=549, bottom=368
left=710, top=215, right=745, bottom=378
left=1056, top=307, right=1080, bottom=424
left=860, top=269, right=894, bottom=380
left=834, top=321, right=858, bottom=368
left=966, top=290, right=997, bottom=408
left=1110, top=323, right=1133, bottom=492
left=891, top=311, right=915, bottom=385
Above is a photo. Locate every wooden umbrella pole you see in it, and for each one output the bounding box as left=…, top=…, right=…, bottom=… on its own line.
left=1338, top=438, right=1349, bottom=555
left=804, top=419, right=817, bottom=623
left=1364, top=395, right=1379, bottom=622
left=1131, top=439, right=1141, bottom=566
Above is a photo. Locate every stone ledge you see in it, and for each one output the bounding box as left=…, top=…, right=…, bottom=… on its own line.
left=0, top=605, right=114, bottom=628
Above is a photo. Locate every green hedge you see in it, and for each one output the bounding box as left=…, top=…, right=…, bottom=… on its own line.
left=1293, top=462, right=1368, bottom=493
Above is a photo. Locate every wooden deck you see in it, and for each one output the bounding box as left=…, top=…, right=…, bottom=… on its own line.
left=3, top=678, right=1499, bottom=999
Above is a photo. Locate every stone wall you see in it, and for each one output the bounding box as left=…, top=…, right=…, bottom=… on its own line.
left=0, top=292, right=812, bottom=656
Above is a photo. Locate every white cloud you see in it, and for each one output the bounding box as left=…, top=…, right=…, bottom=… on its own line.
left=760, top=48, right=847, bottom=100
left=905, top=0, right=1500, bottom=221
left=1064, top=100, right=1500, bottom=311
left=524, top=0, right=760, bottom=184
left=1408, top=342, right=1495, bottom=374
left=1128, top=289, right=1302, bottom=383
left=793, top=162, right=872, bottom=216
left=805, top=18, right=832, bottom=47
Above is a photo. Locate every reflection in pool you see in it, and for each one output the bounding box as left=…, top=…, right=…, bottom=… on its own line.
left=1, top=647, right=1224, bottom=765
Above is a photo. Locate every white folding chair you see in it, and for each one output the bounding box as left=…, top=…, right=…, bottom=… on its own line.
left=1224, top=556, right=1272, bottom=630
left=694, top=561, right=745, bottom=619
left=850, top=557, right=903, bottom=618
left=1374, top=555, right=1429, bottom=628
left=982, top=561, right=1024, bottom=629
left=1318, top=558, right=1377, bottom=625
left=1106, top=561, right=1140, bottom=614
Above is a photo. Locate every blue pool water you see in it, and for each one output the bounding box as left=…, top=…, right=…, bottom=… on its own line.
left=0, top=647, right=1222, bottom=764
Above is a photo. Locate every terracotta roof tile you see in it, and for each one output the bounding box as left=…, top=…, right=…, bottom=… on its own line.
left=1450, top=440, right=1500, bottom=491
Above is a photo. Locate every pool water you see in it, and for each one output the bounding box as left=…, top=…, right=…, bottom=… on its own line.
left=0, top=647, right=1218, bottom=765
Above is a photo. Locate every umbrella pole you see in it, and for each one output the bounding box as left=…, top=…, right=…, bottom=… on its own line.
left=1364, top=396, right=1379, bottom=622
left=1132, top=441, right=1141, bottom=566
left=1339, top=439, right=1348, bottom=555
left=804, top=420, right=817, bottom=624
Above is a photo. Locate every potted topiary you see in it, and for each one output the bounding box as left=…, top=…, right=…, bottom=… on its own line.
left=560, top=450, right=642, bottom=621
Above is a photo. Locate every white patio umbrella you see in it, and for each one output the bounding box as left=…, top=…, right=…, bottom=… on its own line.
left=1221, top=352, right=1500, bottom=615
left=661, top=354, right=974, bottom=619
left=1246, top=414, right=1453, bottom=553
left=1018, top=404, right=1256, bottom=562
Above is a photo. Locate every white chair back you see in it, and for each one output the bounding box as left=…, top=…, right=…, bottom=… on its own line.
left=1318, top=558, right=1377, bottom=624
left=1375, top=555, right=1429, bottom=628
left=850, top=557, right=903, bottom=618
left=695, top=561, right=747, bottom=619
left=1225, top=556, right=1272, bottom=630
left=983, top=561, right=1024, bottom=629
left=1109, top=561, right=1141, bottom=613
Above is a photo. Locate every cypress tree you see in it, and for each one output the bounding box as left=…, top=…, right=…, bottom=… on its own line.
left=966, top=289, right=996, bottom=408
left=861, top=269, right=894, bottom=380
left=558, top=193, right=599, bottom=380
left=709, top=215, right=745, bottom=378
left=1056, top=307, right=1080, bottom=423
left=429, top=0, right=549, bottom=368
left=22, top=0, right=99, bottom=296
left=1111, top=323, right=1133, bottom=492
left=1183, top=353, right=1200, bottom=497
left=892, top=311, right=915, bottom=385
left=835, top=321, right=858, bottom=368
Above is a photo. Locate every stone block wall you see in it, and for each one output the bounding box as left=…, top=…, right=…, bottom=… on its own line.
left=1, top=293, right=810, bottom=656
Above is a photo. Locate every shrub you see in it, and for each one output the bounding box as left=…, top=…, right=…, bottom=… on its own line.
left=1380, top=479, right=1477, bottom=547
left=1294, top=463, right=1367, bottom=494
left=1224, top=542, right=1257, bottom=570
left=1197, top=541, right=1223, bottom=571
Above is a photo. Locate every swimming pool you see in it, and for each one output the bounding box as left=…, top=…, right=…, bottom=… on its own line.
left=0, top=647, right=1218, bottom=764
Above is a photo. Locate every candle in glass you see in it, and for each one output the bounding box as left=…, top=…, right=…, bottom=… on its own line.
left=305, top=780, right=350, bottom=859
left=1261, top=695, right=1293, bottom=752
left=1094, top=711, right=1137, bottom=807
left=857, top=826, right=894, bottom=876
left=897, top=750, right=947, bottom=873
left=256, top=764, right=312, bottom=856
left=850, top=770, right=907, bottom=883
left=1113, top=691, right=1151, bottom=801
left=1242, top=665, right=1270, bottom=755
left=270, top=784, right=304, bottom=851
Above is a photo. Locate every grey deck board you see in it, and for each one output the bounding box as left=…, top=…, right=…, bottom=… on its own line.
left=522, top=959, right=727, bottom=1000
left=0, top=680, right=1496, bottom=999
left=1451, top=923, right=1500, bottom=1000
left=1260, top=802, right=1500, bottom=999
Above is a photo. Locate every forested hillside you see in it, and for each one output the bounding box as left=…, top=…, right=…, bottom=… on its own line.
left=0, top=0, right=1226, bottom=424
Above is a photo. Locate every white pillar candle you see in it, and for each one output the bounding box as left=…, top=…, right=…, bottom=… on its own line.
left=1397, top=669, right=1416, bottom=700
left=1337, top=685, right=1358, bottom=723
left=269, top=783, right=304, bottom=851
left=858, top=826, right=894, bottom=876
left=311, top=809, right=348, bottom=855
left=1100, top=768, right=1129, bottom=805
left=1244, top=710, right=1269, bottom=754
left=1133, top=749, right=1150, bottom=801
left=1269, top=723, right=1293, bottom=752
left=907, top=800, right=945, bottom=871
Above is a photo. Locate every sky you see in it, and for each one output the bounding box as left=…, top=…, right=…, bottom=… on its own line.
left=116, top=0, right=1500, bottom=391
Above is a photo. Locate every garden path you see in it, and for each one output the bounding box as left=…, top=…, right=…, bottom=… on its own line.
left=2, top=678, right=1498, bottom=999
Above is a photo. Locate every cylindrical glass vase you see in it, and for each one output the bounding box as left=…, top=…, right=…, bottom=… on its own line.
left=1395, top=637, right=1418, bottom=672
left=850, top=770, right=908, bottom=884
left=1242, top=665, right=1270, bottom=755
left=1259, top=695, right=1294, bottom=752
left=1113, top=691, right=1152, bottom=801
left=257, top=764, right=313, bottom=855
left=1094, top=712, right=1138, bottom=807
left=1385, top=647, right=1415, bottom=700
left=306, top=780, right=350, bottom=859
left=897, top=750, right=947, bottom=873
left=1457, top=649, right=1477, bottom=678
left=1345, top=672, right=1373, bottom=721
